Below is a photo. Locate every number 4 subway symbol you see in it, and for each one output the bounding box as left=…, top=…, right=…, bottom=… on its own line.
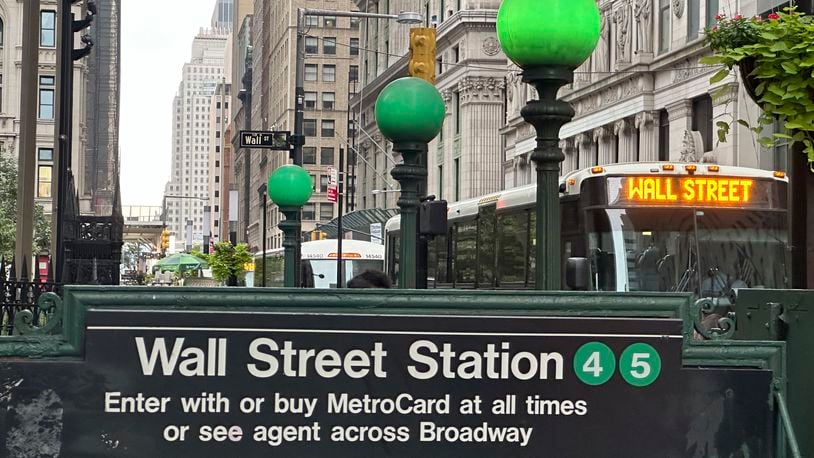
left=573, top=342, right=661, bottom=387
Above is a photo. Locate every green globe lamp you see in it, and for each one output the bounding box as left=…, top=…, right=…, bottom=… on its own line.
left=375, top=77, right=445, bottom=288
left=268, top=165, right=314, bottom=287
left=497, top=0, right=599, bottom=290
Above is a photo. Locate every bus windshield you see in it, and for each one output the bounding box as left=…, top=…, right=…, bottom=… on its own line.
left=305, top=259, right=384, bottom=288
left=586, top=208, right=788, bottom=295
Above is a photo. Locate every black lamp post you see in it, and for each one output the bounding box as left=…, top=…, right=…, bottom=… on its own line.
left=258, top=184, right=267, bottom=287
left=496, top=0, right=600, bottom=290
left=268, top=165, right=313, bottom=287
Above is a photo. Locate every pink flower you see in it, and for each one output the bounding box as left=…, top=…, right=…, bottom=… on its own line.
left=753, top=15, right=762, bottom=22
left=716, top=12, right=726, bottom=20
left=768, top=12, right=780, bottom=20
left=711, top=26, right=718, bottom=32
left=733, top=14, right=743, bottom=20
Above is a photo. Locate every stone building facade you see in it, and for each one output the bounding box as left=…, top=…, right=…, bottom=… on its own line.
left=502, top=0, right=781, bottom=189
left=351, top=0, right=507, bottom=209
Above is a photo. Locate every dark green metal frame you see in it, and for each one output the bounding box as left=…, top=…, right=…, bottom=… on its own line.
left=0, top=287, right=798, bottom=456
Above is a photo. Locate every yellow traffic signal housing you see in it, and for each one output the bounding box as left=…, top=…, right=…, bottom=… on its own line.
left=160, top=228, right=170, bottom=252
left=408, top=27, right=437, bottom=84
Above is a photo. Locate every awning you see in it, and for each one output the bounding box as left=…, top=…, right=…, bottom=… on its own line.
left=312, top=208, right=399, bottom=240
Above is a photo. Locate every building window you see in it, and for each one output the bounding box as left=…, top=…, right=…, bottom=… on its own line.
left=40, top=11, right=56, bottom=47
left=0, top=18, right=4, bottom=47
left=303, top=119, right=317, bottom=136
left=323, top=16, right=336, bottom=27
left=659, top=0, right=670, bottom=52
left=320, top=203, right=334, bottom=221
left=38, top=76, right=55, bottom=120
left=322, top=65, right=336, bottom=82
left=37, top=148, right=53, bottom=198
left=305, top=37, right=318, bottom=54
left=453, top=92, right=461, bottom=135
left=321, top=120, right=335, bottom=137
left=303, top=146, right=317, bottom=164
left=692, top=95, right=713, bottom=152
left=323, top=37, right=336, bottom=55
left=687, top=0, right=700, bottom=41
left=322, top=92, right=335, bottom=110
left=350, top=38, right=359, bottom=56
left=303, top=204, right=316, bottom=220
left=349, top=65, right=359, bottom=82
left=706, top=0, right=719, bottom=28
left=438, top=165, right=444, bottom=200
left=304, top=91, right=317, bottom=109
left=305, top=15, right=318, bottom=27
left=320, top=147, right=334, bottom=166
left=658, top=109, right=669, bottom=161
left=452, top=45, right=460, bottom=63
left=454, top=158, right=460, bottom=201
left=320, top=175, right=329, bottom=192
left=436, top=55, right=443, bottom=75
left=305, top=64, right=318, bottom=81
left=351, top=17, right=360, bottom=29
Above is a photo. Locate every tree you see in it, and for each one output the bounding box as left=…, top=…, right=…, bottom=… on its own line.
left=209, top=241, right=252, bottom=285
left=0, top=154, right=51, bottom=261
left=189, top=248, right=209, bottom=264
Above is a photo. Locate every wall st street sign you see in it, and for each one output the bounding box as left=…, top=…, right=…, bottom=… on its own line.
left=0, top=288, right=775, bottom=457
left=239, top=130, right=291, bottom=150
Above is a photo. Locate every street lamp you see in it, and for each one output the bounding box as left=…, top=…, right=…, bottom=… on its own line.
left=257, top=184, right=267, bottom=287
left=268, top=165, right=313, bottom=287
left=375, top=77, right=445, bottom=289
left=496, top=0, right=600, bottom=290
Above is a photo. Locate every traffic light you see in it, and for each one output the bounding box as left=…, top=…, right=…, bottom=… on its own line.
left=408, top=28, right=437, bottom=84
left=160, top=229, right=170, bottom=253
left=69, top=0, right=96, bottom=61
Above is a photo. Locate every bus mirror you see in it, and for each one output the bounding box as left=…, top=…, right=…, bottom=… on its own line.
left=566, top=257, right=590, bottom=291
left=420, top=199, right=448, bottom=236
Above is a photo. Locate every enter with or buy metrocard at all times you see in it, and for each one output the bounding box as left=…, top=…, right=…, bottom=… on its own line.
left=41, top=309, right=772, bottom=457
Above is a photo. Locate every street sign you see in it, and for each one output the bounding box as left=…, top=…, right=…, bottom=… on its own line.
left=370, top=222, right=383, bottom=244
left=0, top=308, right=773, bottom=457
left=327, top=167, right=339, bottom=203
left=239, top=131, right=291, bottom=150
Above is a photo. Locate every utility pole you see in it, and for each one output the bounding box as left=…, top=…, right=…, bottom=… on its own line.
left=15, top=0, right=41, bottom=277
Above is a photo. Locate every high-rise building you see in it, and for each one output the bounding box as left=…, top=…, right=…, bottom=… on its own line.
left=0, top=1, right=92, bottom=215
left=84, top=0, right=121, bottom=216
left=350, top=0, right=506, bottom=210
left=502, top=0, right=782, bottom=188
left=231, top=0, right=360, bottom=253
left=211, top=0, right=234, bottom=30
left=163, top=28, right=228, bottom=252
left=208, top=81, right=231, bottom=245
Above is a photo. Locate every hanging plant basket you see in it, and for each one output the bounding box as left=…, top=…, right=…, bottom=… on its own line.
left=737, top=56, right=760, bottom=105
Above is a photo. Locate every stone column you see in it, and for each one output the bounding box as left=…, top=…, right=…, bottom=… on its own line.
left=575, top=132, right=592, bottom=170
left=711, top=82, right=739, bottom=166
left=594, top=125, right=615, bottom=165
left=666, top=100, right=693, bottom=162
left=457, top=76, right=507, bottom=198
left=559, top=138, right=577, bottom=174
left=635, top=111, right=659, bottom=161
left=614, top=118, right=637, bottom=162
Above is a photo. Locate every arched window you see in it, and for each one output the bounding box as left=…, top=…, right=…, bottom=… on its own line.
left=0, top=18, right=4, bottom=47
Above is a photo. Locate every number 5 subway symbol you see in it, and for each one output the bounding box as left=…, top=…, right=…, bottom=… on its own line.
left=572, top=342, right=661, bottom=387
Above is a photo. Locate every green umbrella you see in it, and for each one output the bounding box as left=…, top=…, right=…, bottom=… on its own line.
left=154, top=253, right=208, bottom=273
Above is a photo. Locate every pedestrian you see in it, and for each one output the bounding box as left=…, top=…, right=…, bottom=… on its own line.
left=347, top=270, right=392, bottom=288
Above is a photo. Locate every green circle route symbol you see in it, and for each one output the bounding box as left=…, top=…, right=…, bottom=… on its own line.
left=619, top=343, right=661, bottom=387
left=573, top=342, right=616, bottom=386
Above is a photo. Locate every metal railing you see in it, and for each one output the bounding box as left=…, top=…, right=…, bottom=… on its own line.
left=0, top=257, right=60, bottom=336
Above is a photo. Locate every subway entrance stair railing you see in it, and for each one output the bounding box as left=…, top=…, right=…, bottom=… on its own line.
left=0, top=287, right=806, bottom=457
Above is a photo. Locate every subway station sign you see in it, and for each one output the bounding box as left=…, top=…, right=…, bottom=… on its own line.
left=0, top=309, right=773, bottom=456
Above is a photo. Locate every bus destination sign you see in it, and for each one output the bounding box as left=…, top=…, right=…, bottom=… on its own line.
left=605, top=176, right=785, bottom=209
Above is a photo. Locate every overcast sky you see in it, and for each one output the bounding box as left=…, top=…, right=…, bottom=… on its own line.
left=120, top=0, right=216, bottom=206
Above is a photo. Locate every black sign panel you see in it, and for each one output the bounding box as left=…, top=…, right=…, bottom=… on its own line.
left=239, top=130, right=290, bottom=149
left=0, top=311, right=773, bottom=457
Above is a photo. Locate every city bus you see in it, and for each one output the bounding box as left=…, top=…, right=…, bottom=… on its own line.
left=384, top=162, right=789, bottom=298
left=254, top=239, right=385, bottom=288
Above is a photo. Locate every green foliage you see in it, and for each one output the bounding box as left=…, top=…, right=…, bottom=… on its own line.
left=209, top=241, right=252, bottom=283
left=704, top=8, right=814, bottom=162
left=0, top=154, right=51, bottom=260
left=189, top=248, right=210, bottom=264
